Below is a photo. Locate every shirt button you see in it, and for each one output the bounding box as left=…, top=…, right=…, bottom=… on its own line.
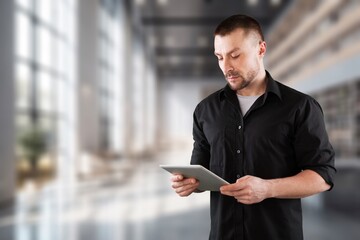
left=237, top=174, right=241, bottom=179
left=238, top=125, right=242, bottom=129
left=237, top=150, right=241, bottom=154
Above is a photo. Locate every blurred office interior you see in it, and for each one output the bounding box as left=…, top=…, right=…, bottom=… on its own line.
left=0, top=0, right=360, bottom=239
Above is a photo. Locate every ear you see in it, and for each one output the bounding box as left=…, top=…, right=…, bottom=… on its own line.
left=259, top=41, right=266, bottom=57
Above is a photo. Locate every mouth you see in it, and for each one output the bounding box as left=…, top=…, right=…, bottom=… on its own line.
left=227, top=76, right=239, bottom=82
left=225, top=71, right=240, bottom=81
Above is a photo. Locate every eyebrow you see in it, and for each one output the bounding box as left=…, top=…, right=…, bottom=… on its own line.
left=214, top=47, right=241, bottom=57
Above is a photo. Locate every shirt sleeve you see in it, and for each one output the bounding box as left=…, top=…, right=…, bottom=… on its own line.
left=293, top=97, right=336, bottom=190
left=190, top=105, right=211, bottom=169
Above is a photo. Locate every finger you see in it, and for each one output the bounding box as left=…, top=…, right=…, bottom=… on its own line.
left=172, top=178, right=198, bottom=189
left=171, top=174, right=184, bottom=182
left=183, top=177, right=197, bottom=185
left=220, top=182, right=243, bottom=193
left=221, top=184, right=250, bottom=197
left=221, top=190, right=237, bottom=197
left=235, top=197, right=251, bottom=204
left=178, top=188, right=196, bottom=197
left=175, top=182, right=200, bottom=196
left=175, top=182, right=198, bottom=194
left=234, top=195, right=254, bottom=205
left=233, top=190, right=249, bottom=199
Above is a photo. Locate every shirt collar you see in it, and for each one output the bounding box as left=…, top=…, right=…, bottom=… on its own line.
left=219, top=70, right=282, bottom=101
left=265, top=70, right=282, bottom=100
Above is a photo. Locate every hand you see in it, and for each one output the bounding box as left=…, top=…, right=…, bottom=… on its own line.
left=171, top=174, right=200, bottom=197
left=220, top=175, right=270, bottom=204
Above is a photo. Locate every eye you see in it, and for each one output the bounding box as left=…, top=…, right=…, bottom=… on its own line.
left=231, top=54, right=240, bottom=59
left=215, top=54, right=223, bottom=61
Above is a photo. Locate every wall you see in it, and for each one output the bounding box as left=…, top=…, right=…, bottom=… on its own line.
left=158, top=77, right=224, bottom=149
left=0, top=0, right=15, bottom=204
left=78, top=0, right=100, bottom=154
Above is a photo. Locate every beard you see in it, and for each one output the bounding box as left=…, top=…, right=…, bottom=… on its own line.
left=225, top=69, right=258, bottom=91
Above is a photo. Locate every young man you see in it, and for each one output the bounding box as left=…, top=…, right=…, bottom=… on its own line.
left=171, top=15, right=336, bottom=239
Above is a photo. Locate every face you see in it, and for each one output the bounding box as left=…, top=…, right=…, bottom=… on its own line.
left=214, top=28, right=266, bottom=93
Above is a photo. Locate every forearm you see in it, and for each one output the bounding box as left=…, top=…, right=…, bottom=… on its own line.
left=266, top=169, right=331, bottom=199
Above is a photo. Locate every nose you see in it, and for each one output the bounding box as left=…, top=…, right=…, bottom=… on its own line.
left=222, top=57, right=234, bottom=74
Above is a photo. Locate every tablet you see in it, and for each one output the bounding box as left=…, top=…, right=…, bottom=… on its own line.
left=160, top=164, right=229, bottom=191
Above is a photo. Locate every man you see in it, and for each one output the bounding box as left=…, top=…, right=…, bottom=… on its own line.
left=170, top=15, right=336, bottom=240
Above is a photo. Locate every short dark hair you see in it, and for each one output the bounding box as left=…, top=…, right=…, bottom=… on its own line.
left=214, top=14, right=264, bottom=41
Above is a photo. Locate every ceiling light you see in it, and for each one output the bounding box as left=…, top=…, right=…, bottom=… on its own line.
left=157, top=0, right=168, bottom=6
left=135, top=0, right=145, bottom=6
left=247, top=0, right=258, bottom=6
left=271, top=0, right=281, bottom=6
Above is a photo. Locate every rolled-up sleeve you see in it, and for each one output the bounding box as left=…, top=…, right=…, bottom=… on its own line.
left=293, top=97, right=336, bottom=189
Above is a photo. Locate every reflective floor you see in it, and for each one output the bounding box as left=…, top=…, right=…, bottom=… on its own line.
left=0, top=149, right=359, bottom=240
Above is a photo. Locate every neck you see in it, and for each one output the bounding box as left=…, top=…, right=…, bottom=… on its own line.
left=236, top=69, right=267, bottom=96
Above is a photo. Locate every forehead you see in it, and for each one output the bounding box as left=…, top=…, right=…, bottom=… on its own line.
left=214, top=28, right=252, bottom=51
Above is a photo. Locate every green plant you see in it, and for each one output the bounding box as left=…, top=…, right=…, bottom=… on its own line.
left=19, top=126, right=47, bottom=171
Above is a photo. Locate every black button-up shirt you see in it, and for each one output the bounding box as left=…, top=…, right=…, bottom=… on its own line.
left=190, top=71, right=336, bottom=240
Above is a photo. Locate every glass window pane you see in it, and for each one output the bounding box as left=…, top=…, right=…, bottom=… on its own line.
left=54, top=1, right=65, bottom=36
left=56, top=41, right=66, bottom=74
left=38, top=116, right=56, bottom=150
left=16, top=0, right=33, bottom=11
left=68, top=49, right=76, bottom=82
left=15, top=63, right=32, bottom=109
left=15, top=12, right=32, bottom=59
left=37, top=71, right=55, bottom=112
left=66, top=10, right=76, bottom=44
left=15, top=114, right=31, bottom=156
left=16, top=114, right=31, bottom=133
left=67, top=0, right=78, bottom=9
left=36, top=0, right=53, bottom=25
left=57, top=79, right=65, bottom=116
left=36, top=27, right=52, bottom=68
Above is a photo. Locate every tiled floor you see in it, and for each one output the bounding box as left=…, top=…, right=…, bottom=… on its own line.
left=0, top=149, right=359, bottom=240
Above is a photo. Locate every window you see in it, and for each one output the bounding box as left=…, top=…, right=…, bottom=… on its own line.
left=15, top=0, right=78, bottom=180
left=98, top=0, right=124, bottom=152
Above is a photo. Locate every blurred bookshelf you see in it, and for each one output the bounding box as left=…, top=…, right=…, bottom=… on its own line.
left=311, top=79, right=360, bottom=161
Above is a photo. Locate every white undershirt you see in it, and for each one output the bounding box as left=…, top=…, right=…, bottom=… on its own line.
left=237, top=94, right=261, bottom=116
